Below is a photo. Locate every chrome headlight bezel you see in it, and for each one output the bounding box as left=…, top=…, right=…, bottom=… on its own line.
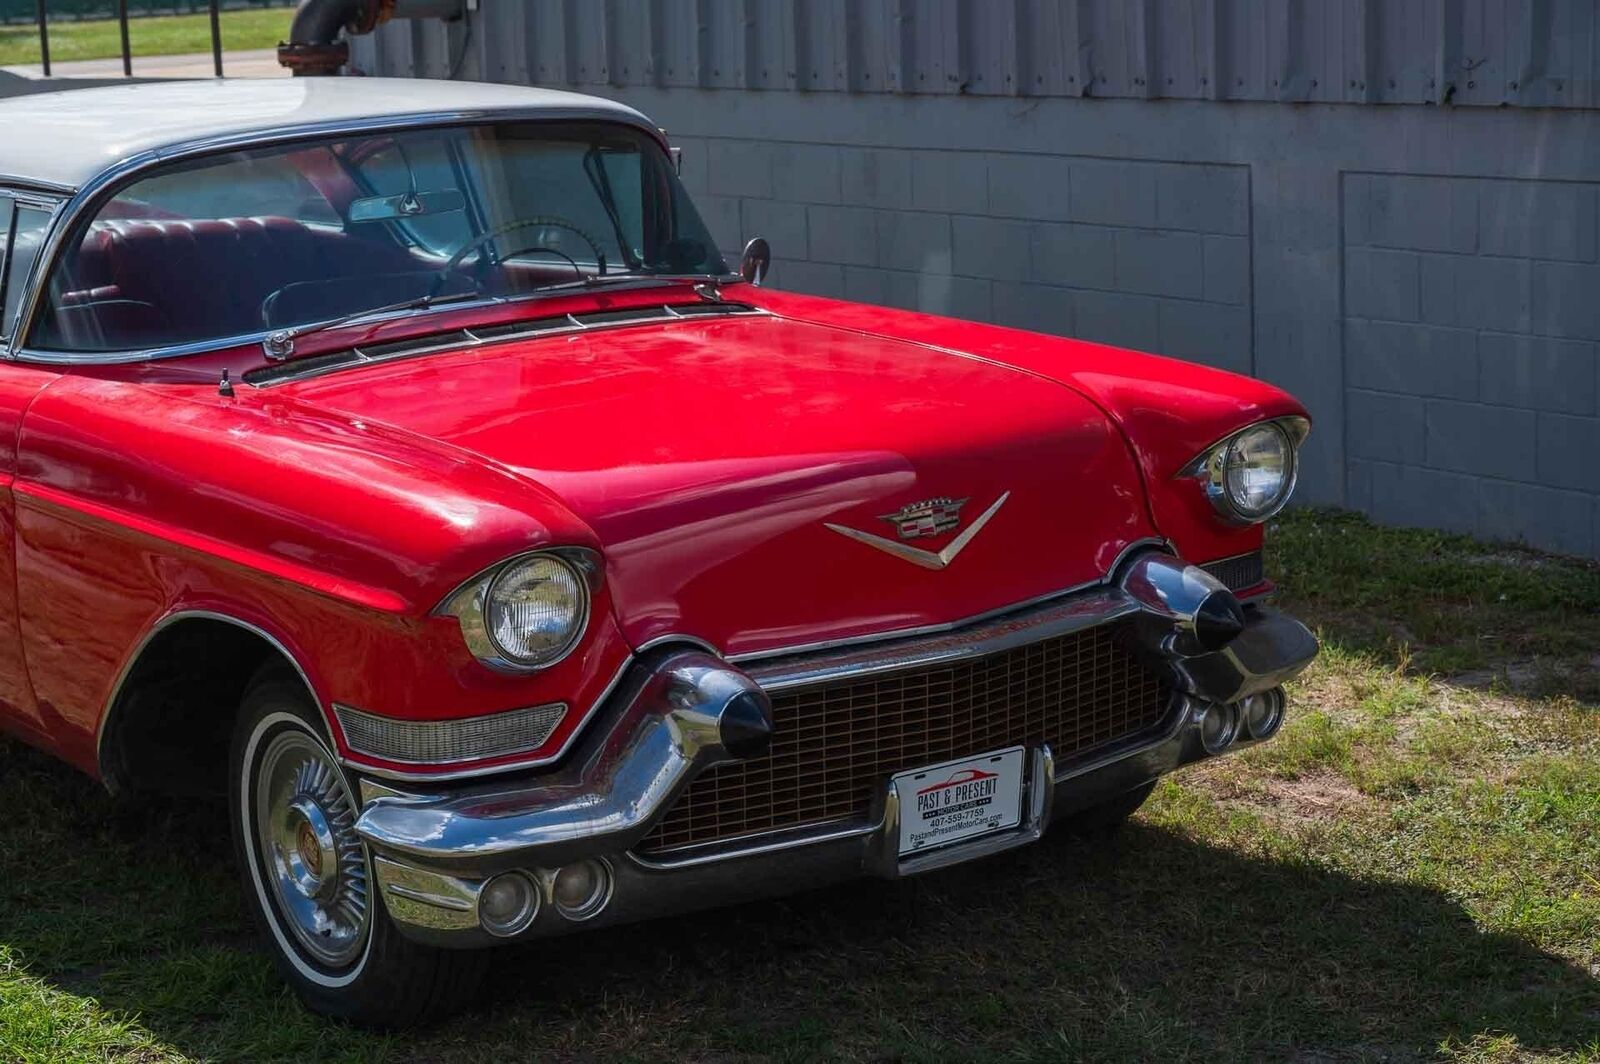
left=1183, top=416, right=1309, bottom=525
left=435, top=548, right=600, bottom=673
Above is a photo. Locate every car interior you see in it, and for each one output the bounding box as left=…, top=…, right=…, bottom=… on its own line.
left=27, top=124, right=693, bottom=353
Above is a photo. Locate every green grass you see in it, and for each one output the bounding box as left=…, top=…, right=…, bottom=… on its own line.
left=1268, top=507, right=1600, bottom=701
left=1, top=508, right=1598, bottom=1061
left=0, top=8, right=289, bottom=66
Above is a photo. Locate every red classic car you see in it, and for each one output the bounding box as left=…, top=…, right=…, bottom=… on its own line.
left=0, top=78, right=1316, bottom=1024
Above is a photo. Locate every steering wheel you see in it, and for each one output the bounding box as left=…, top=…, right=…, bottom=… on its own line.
left=428, top=216, right=609, bottom=299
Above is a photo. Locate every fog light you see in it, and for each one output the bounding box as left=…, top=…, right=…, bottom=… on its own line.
left=551, top=859, right=612, bottom=921
left=1243, top=688, right=1285, bottom=740
left=478, top=871, right=539, bottom=937
left=1196, top=700, right=1238, bottom=755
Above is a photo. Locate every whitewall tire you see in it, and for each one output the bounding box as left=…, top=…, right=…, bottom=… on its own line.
left=228, top=665, right=486, bottom=1027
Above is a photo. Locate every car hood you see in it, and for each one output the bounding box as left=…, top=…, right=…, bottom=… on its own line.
left=276, top=312, right=1155, bottom=657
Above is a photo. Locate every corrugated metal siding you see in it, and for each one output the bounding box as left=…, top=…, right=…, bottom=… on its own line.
left=357, top=0, right=1600, bottom=110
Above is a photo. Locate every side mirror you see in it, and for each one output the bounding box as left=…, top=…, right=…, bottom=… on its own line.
left=740, top=237, right=770, bottom=286
left=668, top=145, right=683, bottom=175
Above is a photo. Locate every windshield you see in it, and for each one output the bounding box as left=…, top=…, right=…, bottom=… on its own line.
left=30, top=121, right=727, bottom=353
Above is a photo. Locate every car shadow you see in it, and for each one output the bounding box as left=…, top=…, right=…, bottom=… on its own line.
left=1, top=735, right=1594, bottom=1061
left=481, top=826, right=1600, bottom=1059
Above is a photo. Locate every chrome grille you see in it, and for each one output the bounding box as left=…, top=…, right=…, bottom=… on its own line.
left=1201, top=550, right=1265, bottom=592
left=638, top=624, right=1168, bottom=855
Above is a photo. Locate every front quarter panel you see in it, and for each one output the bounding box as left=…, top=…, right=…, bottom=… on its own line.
left=14, top=373, right=626, bottom=777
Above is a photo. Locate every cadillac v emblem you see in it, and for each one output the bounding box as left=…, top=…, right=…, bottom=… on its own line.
left=882, top=497, right=967, bottom=540
left=825, top=491, right=1010, bottom=571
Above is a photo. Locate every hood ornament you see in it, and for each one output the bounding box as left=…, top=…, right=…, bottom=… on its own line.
left=826, top=492, right=1009, bottom=571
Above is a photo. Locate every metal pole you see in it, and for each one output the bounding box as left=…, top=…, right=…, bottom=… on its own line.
left=34, top=0, right=49, bottom=78
left=209, top=0, right=222, bottom=77
left=118, top=0, right=131, bottom=77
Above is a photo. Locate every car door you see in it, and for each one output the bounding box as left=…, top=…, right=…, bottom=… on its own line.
left=0, top=189, right=66, bottom=740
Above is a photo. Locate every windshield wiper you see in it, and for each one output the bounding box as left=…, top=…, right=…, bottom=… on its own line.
left=524, top=271, right=703, bottom=292
left=259, top=272, right=735, bottom=362
left=261, top=290, right=486, bottom=361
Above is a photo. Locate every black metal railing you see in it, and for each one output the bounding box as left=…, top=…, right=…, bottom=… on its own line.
left=15, top=1, right=295, bottom=79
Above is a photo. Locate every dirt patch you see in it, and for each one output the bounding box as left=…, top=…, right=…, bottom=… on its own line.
left=1450, top=655, right=1600, bottom=704
left=1247, top=773, right=1372, bottom=824
left=1453, top=660, right=1541, bottom=693
left=1456, top=550, right=1555, bottom=572
left=1290, top=1048, right=1425, bottom=1064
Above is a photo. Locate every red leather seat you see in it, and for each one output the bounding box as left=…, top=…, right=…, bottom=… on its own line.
left=44, top=216, right=424, bottom=348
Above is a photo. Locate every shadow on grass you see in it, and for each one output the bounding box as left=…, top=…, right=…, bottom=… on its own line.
left=2, top=738, right=1596, bottom=1061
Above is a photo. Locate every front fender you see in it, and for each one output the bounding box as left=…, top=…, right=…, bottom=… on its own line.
left=741, top=288, right=1309, bottom=563
left=16, top=373, right=626, bottom=776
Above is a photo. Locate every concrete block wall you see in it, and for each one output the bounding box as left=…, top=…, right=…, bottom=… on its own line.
left=677, top=139, right=1252, bottom=375
left=351, top=1, right=1600, bottom=558
left=621, top=91, right=1600, bottom=560
left=1343, top=174, right=1600, bottom=556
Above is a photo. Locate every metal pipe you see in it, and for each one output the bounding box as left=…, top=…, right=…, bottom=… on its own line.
left=278, top=0, right=464, bottom=76
left=34, top=0, right=49, bottom=78
left=278, top=0, right=365, bottom=77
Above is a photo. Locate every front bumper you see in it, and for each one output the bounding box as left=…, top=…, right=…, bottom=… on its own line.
left=355, top=553, right=1318, bottom=947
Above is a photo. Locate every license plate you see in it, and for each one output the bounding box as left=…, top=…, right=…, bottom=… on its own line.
left=894, top=747, right=1025, bottom=856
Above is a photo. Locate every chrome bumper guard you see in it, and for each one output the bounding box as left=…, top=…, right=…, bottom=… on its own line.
left=355, top=552, right=1318, bottom=947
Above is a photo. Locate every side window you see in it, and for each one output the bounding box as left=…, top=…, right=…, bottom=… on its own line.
left=0, top=200, right=51, bottom=342
left=102, top=151, right=340, bottom=226
left=594, top=150, right=644, bottom=263
left=0, top=199, right=12, bottom=303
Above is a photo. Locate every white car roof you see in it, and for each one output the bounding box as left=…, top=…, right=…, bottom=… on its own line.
left=0, top=77, right=660, bottom=193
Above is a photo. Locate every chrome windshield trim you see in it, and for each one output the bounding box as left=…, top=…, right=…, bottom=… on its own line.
left=14, top=278, right=750, bottom=369
left=18, top=328, right=293, bottom=366
left=4, top=107, right=706, bottom=365
left=243, top=297, right=764, bottom=387
left=745, top=587, right=1143, bottom=693
left=726, top=536, right=1167, bottom=666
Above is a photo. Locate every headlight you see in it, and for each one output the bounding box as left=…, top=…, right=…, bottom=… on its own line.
left=438, top=549, right=596, bottom=672
left=486, top=555, right=586, bottom=664
left=1188, top=417, right=1307, bottom=524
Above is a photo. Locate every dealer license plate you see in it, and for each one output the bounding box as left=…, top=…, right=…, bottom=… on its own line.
left=894, top=746, right=1025, bottom=856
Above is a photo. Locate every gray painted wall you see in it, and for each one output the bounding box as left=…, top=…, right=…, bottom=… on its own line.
left=354, top=3, right=1600, bottom=559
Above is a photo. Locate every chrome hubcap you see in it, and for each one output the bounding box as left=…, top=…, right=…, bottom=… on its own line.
left=254, top=731, right=370, bottom=968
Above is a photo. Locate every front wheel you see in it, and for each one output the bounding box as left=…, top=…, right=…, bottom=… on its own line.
left=228, top=666, right=485, bottom=1027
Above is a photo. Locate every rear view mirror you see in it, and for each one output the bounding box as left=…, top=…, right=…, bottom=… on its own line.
left=348, top=188, right=465, bottom=224
left=740, top=237, right=770, bottom=286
